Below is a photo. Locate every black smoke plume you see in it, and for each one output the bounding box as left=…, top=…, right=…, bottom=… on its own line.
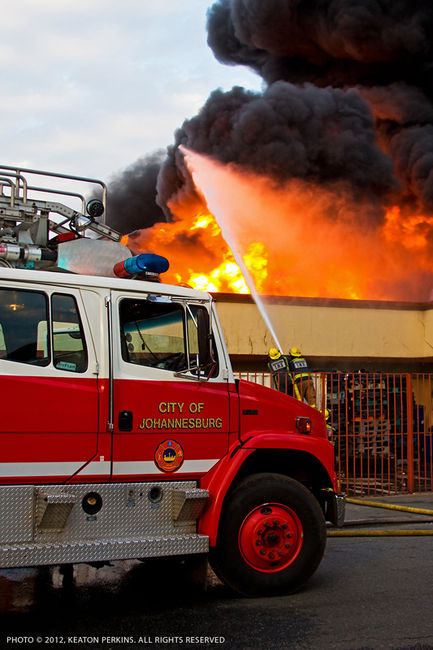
left=156, top=81, right=397, bottom=223
left=107, top=0, right=433, bottom=230
left=207, top=0, right=433, bottom=89
left=205, top=0, right=433, bottom=212
left=104, top=151, right=168, bottom=234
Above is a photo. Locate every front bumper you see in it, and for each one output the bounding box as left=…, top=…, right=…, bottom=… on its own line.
left=323, top=490, right=345, bottom=527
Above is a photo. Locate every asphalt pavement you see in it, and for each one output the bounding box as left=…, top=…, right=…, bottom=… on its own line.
left=1, top=493, right=433, bottom=650
left=339, top=492, right=433, bottom=532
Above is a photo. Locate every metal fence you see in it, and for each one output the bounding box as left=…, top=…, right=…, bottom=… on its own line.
left=234, top=371, right=433, bottom=496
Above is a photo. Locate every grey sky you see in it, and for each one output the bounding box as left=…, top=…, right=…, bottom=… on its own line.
left=0, top=0, right=261, bottom=184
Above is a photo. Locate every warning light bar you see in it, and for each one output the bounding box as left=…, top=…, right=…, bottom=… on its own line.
left=113, top=253, right=170, bottom=279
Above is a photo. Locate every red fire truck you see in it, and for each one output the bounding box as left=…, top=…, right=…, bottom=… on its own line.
left=0, top=165, right=344, bottom=597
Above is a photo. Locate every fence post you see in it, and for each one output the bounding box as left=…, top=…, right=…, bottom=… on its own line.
left=320, top=373, right=326, bottom=412
left=406, top=373, right=414, bottom=493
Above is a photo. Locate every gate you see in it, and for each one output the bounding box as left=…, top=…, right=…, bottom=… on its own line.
left=235, top=371, right=433, bottom=496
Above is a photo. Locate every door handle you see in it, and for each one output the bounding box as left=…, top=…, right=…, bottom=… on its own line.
left=118, top=410, right=133, bottom=431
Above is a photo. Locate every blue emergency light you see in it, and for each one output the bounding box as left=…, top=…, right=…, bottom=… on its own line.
left=114, top=253, right=169, bottom=278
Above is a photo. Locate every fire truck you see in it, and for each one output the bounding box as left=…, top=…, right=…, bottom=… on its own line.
left=0, top=164, right=344, bottom=597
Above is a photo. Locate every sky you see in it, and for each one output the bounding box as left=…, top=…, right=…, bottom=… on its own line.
left=0, top=0, right=262, bottom=186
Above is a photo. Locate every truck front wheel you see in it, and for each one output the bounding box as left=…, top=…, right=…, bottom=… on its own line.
left=210, top=473, right=326, bottom=597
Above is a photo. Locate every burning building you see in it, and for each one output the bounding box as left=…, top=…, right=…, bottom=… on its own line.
left=105, top=1, right=433, bottom=372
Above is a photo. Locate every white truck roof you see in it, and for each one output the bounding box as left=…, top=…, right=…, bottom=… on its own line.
left=0, top=266, right=211, bottom=301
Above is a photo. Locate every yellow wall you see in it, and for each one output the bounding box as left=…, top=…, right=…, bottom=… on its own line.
left=422, top=308, right=433, bottom=358
left=213, top=295, right=433, bottom=359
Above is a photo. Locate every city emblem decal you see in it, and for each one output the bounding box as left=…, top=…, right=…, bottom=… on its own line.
left=154, top=439, right=184, bottom=473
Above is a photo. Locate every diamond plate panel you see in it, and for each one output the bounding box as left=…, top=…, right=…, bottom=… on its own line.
left=0, top=487, right=34, bottom=543
left=0, top=481, right=209, bottom=568
left=0, top=534, right=209, bottom=567
left=172, top=489, right=209, bottom=524
left=32, top=482, right=205, bottom=543
left=36, top=491, right=77, bottom=531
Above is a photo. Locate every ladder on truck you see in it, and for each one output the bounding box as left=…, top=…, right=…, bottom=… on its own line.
left=0, top=164, right=120, bottom=269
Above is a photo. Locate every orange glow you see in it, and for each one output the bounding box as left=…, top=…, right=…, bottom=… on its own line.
left=124, top=206, right=252, bottom=293
left=383, top=205, right=433, bottom=251
left=123, top=152, right=433, bottom=302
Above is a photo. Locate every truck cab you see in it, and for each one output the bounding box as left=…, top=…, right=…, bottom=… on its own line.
left=0, top=164, right=344, bottom=597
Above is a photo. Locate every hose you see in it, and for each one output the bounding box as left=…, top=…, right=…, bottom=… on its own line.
left=328, top=529, right=433, bottom=537
left=346, top=497, right=433, bottom=517
left=293, top=382, right=301, bottom=401
left=343, top=516, right=433, bottom=527
left=328, top=497, right=433, bottom=536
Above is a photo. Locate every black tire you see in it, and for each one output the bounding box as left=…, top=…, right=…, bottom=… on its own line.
left=209, top=473, right=326, bottom=597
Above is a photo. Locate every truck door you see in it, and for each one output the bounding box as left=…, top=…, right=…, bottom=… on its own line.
left=0, top=284, right=99, bottom=484
left=110, top=291, right=230, bottom=480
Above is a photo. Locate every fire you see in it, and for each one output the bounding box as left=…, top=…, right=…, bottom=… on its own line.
left=124, top=208, right=266, bottom=294
left=186, top=214, right=251, bottom=293
left=383, top=205, right=433, bottom=251
left=189, top=260, right=248, bottom=294
left=124, top=151, right=433, bottom=302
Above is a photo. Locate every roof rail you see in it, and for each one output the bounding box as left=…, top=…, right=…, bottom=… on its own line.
left=0, top=164, right=122, bottom=270
left=0, top=164, right=107, bottom=217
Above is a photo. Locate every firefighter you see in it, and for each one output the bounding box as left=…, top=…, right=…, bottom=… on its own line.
left=267, top=348, right=293, bottom=395
left=288, top=347, right=316, bottom=407
left=324, top=409, right=334, bottom=442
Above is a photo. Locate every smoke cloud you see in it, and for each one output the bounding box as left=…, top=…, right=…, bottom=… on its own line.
left=106, top=0, right=433, bottom=300
left=156, top=81, right=397, bottom=224
left=207, top=0, right=433, bottom=87
left=205, top=0, right=433, bottom=212
left=104, top=151, right=168, bottom=235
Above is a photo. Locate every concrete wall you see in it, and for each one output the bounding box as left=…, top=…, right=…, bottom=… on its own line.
left=212, top=294, right=433, bottom=371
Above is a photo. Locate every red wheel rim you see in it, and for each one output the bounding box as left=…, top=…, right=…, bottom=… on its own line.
left=238, top=503, right=303, bottom=573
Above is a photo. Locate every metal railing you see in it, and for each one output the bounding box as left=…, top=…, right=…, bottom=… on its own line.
left=234, top=371, right=433, bottom=496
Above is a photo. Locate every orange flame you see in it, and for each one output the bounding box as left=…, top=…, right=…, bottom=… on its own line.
left=124, top=153, right=433, bottom=302
left=125, top=208, right=262, bottom=294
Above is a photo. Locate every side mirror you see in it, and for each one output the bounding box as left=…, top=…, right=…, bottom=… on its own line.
left=197, top=308, right=211, bottom=367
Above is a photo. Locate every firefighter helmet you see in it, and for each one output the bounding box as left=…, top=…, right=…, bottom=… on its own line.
left=269, top=348, right=281, bottom=359
left=290, top=347, right=302, bottom=357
